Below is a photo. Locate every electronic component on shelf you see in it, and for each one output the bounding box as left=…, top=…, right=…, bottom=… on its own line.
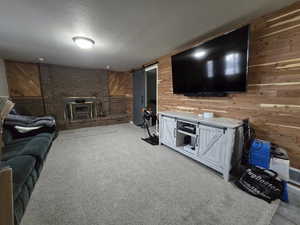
left=178, top=122, right=196, bottom=134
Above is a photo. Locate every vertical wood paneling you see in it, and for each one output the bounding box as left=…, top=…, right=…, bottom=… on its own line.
left=107, top=71, right=133, bottom=120
left=5, top=61, right=41, bottom=97
left=156, top=2, right=300, bottom=169
left=108, top=71, right=132, bottom=96
left=5, top=61, right=44, bottom=116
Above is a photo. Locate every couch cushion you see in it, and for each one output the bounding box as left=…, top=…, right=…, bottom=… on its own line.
left=3, top=138, right=33, bottom=153
left=21, top=133, right=54, bottom=160
left=14, top=168, right=38, bottom=225
left=4, top=155, right=36, bottom=200
left=6, top=135, right=36, bottom=146
left=2, top=132, right=55, bottom=162
left=5, top=126, right=57, bottom=140
left=0, top=160, right=9, bottom=169
left=2, top=128, right=14, bottom=145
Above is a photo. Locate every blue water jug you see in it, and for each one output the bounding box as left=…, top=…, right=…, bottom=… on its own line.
left=249, top=139, right=271, bottom=169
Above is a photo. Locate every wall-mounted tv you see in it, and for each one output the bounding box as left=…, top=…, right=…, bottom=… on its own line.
left=171, top=25, right=249, bottom=96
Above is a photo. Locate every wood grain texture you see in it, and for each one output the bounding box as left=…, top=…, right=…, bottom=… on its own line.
left=5, top=61, right=42, bottom=97
left=108, top=71, right=132, bottom=96
left=156, top=2, right=300, bottom=169
left=0, top=168, right=14, bottom=225
left=108, top=71, right=133, bottom=120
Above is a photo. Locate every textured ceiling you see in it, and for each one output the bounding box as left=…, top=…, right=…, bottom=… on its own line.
left=0, top=0, right=296, bottom=71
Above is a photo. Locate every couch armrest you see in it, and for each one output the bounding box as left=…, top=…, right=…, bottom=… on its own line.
left=0, top=166, right=14, bottom=225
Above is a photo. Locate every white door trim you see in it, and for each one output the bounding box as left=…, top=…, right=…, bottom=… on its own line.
left=145, top=64, right=158, bottom=72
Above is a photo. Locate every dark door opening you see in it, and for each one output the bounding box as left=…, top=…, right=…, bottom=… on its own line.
left=146, top=69, right=157, bottom=113
left=145, top=66, right=157, bottom=125
left=133, top=66, right=157, bottom=126
left=133, top=69, right=145, bottom=126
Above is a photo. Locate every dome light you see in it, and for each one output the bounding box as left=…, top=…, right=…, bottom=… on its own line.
left=72, top=36, right=95, bottom=49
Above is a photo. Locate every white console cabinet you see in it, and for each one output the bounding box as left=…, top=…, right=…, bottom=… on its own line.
left=159, top=111, right=244, bottom=181
left=160, top=116, right=176, bottom=148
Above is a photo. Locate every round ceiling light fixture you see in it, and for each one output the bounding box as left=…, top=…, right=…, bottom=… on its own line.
left=72, top=36, right=95, bottom=49
left=37, top=57, right=45, bottom=62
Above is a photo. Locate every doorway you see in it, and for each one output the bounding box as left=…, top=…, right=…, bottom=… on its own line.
left=145, top=65, right=157, bottom=116
left=132, top=65, right=158, bottom=126
left=133, top=69, right=145, bottom=126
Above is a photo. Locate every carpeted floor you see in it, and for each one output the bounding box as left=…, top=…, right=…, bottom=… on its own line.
left=21, top=123, right=279, bottom=225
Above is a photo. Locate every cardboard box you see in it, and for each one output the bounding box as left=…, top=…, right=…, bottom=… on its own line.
left=0, top=97, right=14, bottom=157
left=0, top=97, right=14, bottom=121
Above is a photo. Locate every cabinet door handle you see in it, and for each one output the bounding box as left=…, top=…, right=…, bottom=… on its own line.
left=174, top=128, right=176, bottom=137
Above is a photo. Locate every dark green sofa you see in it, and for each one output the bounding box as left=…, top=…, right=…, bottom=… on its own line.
left=0, top=130, right=57, bottom=225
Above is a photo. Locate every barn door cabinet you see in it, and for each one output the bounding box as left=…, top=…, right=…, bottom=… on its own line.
left=159, top=116, right=176, bottom=148
left=159, top=111, right=243, bottom=181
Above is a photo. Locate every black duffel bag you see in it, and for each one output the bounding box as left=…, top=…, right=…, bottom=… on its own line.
left=236, top=166, right=283, bottom=203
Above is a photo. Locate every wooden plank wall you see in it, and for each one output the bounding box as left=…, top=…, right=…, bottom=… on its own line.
left=5, top=61, right=41, bottom=97
left=157, top=2, right=300, bottom=169
left=0, top=168, right=14, bottom=225
left=108, top=71, right=133, bottom=120
left=5, top=61, right=45, bottom=116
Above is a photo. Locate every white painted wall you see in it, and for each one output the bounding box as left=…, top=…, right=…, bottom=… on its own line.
left=0, top=59, right=9, bottom=96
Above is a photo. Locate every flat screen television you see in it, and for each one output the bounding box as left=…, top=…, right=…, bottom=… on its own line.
left=171, top=25, right=249, bottom=96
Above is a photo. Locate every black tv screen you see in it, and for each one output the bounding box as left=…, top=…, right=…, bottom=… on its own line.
left=171, top=25, right=249, bottom=95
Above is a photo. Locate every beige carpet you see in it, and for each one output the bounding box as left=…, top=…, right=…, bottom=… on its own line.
left=22, top=123, right=279, bottom=225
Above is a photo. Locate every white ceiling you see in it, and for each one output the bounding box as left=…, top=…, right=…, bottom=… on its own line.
left=0, top=0, right=296, bottom=71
